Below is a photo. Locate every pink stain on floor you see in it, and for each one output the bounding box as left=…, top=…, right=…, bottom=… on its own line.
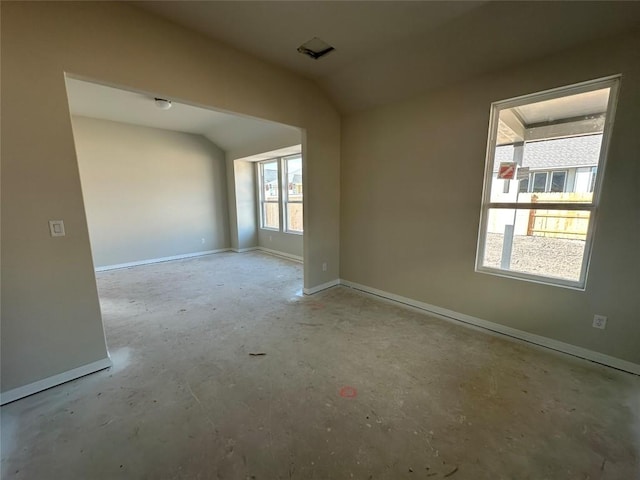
left=339, top=386, right=358, bottom=398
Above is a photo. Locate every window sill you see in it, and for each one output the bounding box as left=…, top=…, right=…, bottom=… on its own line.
left=475, top=265, right=586, bottom=291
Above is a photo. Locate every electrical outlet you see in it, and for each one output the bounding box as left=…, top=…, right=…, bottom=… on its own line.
left=322, top=262, right=327, bottom=272
left=49, top=220, right=65, bottom=237
left=592, top=315, right=607, bottom=329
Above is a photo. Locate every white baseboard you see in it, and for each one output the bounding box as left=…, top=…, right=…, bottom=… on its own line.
left=340, top=279, right=640, bottom=375
left=0, top=357, right=113, bottom=405
left=257, top=247, right=303, bottom=263
left=95, top=249, right=231, bottom=272
left=303, top=279, right=341, bottom=295
left=232, top=247, right=258, bottom=253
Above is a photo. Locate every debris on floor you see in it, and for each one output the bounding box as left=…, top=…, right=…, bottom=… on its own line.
left=249, top=352, right=267, bottom=356
left=444, top=466, right=459, bottom=477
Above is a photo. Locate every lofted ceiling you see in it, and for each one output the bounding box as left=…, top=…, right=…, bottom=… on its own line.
left=65, top=77, right=300, bottom=152
left=134, top=1, right=640, bottom=114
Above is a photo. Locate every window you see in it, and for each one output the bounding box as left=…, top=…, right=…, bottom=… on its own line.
left=519, top=170, right=566, bottom=193
left=284, top=155, right=303, bottom=233
left=519, top=177, right=529, bottom=193
left=550, top=171, right=567, bottom=193
left=476, top=76, right=619, bottom=288
left=258, top=154, right=303, bottom=233
left=259, top=160, right=280, bottom=230
left=532, top=172, right=548, bottom=192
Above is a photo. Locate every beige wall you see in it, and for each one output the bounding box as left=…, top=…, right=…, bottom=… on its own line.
left=71, top=116, right=229, bottom=267
left=1, top=2, right=340, bottom=394
left=258, top=229, right=304, bottom=259
left=341, top=29, right=640, bottom=364
left=227, top=159, right=259, bottom=251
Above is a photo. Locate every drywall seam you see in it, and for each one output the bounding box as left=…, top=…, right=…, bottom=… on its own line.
left=94, top=249, right=231, bottom=272
left=339, top=280, right=640, bottom=376
left=0, top=357, right=113, bottom=405
left=257, top=247, right=303, bottom=263
left=303, top=279, right=341, bottom=295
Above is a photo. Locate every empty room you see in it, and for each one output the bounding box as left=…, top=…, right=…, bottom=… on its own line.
left=1, top=2, right=639, bottom=479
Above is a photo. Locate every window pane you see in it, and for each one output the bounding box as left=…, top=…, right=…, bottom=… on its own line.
left=490, top=88, right=609, bottom=205
left=262, top=161, right=279, bottom=201
left=519, top=177, right=529, bottom=193
left=532, top=172, right=547, bottom=192
left=482, top=208, right=589, bottom=282
left=285, top=155, right=303, bottom=232
left=263, top=202, right=279, bottom=229
left=550, top=171, right=566, bottom=192
left=286, top=156, right=303, bottom=199
left=286, top=203, right=303, bottom=233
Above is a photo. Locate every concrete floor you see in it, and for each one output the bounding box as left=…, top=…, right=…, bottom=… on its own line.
left=2, top=251, right=639, bottom=479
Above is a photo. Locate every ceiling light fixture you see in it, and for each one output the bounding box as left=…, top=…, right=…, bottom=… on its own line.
left=154, top=98, right=172, bottom=110
left=297, top=37, right=335, bottom=60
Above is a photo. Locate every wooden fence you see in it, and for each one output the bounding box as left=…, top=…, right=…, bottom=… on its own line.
left=527, top=193, right=591, bottom=240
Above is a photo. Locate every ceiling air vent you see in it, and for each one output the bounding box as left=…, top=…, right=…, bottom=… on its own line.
left=297, top=37, right=335, bottom=60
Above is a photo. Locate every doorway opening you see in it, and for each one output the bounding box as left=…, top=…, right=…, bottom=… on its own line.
left=64, top=75, right=306, bottom=352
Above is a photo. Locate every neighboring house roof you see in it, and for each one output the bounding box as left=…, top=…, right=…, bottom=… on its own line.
left=263, top=171, right=278, bottom=184
left=493, top=134, right=602, bottom=172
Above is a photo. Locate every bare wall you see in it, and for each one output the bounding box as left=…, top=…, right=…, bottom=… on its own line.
left=226, top=158, right=259, bottom=251
left=258, top=229, right=303, bottom=260
left=341, top=28, right=640, bottom=365
left=1, top=1, right=340, bottom=395
left=72, top=116, right=229, bottom=267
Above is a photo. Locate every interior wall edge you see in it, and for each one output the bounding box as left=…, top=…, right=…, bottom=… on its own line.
left=257, top=246, right=303, bottom=264
left=0, top=357, right=113, bottom=406
left=94, top=249, right=231, bottom=272
left=303, top=279, right=341, bottom=296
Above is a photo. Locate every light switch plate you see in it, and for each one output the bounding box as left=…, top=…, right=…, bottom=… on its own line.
left=49, top=220, right=65, bottom=237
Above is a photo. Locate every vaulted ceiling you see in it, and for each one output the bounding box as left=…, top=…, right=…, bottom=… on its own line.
left=65, top=77, right=300, bottom=153
left=135, top=1, right=640, bottom=113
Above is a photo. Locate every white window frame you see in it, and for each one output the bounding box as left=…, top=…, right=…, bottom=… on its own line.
left=258, top=155, right=303, bottom=234
left=475, top=76, right=620, bottom=290
left=283, top=154, right=303, bottom=234
left=259, top=160, right=281, bottom=231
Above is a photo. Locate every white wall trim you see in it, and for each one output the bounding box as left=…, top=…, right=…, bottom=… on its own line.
left=257, top=247, right=303, bottom=263
left=1, top=357, right=113, bottom=405
left=95, top=249, right=231, bottom=272
left=232, top=247, right=258, bottom=253
left=340, top=279, right=640, bottom=376
left=303, top=279, right=341, bottom=295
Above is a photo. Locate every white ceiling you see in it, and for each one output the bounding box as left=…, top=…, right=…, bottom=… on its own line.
left=235, top=145, right=302, bottom=163
left=135, top=1, right=640, bottom=113
left=65, top=77, right=300, bottom=152
left=515, top=89, right=610, bottom=126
